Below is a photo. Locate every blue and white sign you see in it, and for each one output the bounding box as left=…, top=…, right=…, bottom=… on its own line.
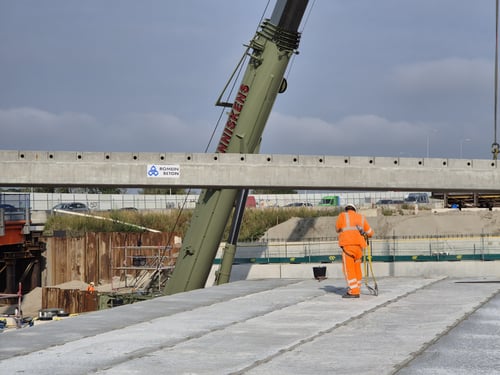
left=147, top=164, right=180, bottom=178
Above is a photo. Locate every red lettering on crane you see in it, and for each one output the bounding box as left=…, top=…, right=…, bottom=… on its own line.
left=235, top=92, right=247, bottom=106
left=239, top=84, right=249, bottom=94
left=216, top=84, right=249, bottom=153
left=232, top=102, right=243, bottom=113
left=229, top=111, right=239, bottom=123
left=219, top=132, right=232, bottom=148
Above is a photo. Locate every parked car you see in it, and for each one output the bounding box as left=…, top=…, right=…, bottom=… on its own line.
left=0, top=203, right=17, bottom=212
left=375, top=199, right=394, bottom=205
left=52, top=202, right=90, bottom=213
left=285, top=202, right=313, bottom=207
left=404, top=193, right=429, bottom=204
left=318, top=196, right=339, bottom=206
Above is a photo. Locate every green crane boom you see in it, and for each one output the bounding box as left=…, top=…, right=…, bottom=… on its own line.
left=164, top=0, right=309, bottom=295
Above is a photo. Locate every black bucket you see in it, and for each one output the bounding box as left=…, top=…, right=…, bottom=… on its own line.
left=313, top=266, right=327, bottom=281
left=132, top=256, right=147, bottom=267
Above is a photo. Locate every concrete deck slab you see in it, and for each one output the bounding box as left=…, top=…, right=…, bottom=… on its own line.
left=1, top=276, right=499, bottom=374
left=397, top=282, right=500, bottom=375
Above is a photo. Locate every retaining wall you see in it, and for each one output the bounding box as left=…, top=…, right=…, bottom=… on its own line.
left=206, top=261, right=500, bottom=286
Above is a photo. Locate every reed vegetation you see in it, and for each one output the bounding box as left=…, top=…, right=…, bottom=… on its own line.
left=44, top=207, right=341, bottom=241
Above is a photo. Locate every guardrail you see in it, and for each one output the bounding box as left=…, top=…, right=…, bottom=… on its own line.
left=215, top=235, right=500, bottom=264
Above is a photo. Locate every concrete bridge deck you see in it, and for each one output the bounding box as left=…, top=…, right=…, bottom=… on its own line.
left=0, top=151, right=499, bottom=191
left=1, top=276, right=499, bottom=374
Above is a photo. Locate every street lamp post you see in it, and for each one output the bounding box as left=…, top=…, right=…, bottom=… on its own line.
left=459, top=138, right=471, bottom=158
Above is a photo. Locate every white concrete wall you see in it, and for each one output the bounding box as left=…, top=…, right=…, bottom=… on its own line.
left=205, top=261, right=500, bottom=287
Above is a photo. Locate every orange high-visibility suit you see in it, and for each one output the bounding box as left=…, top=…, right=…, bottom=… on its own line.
left=336, top=207, right=374, bottom=297
left=87, top=282, right=95, bottom=293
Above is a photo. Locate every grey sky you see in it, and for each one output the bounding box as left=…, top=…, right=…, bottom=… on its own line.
left=0, top=0, right=497, bottom=160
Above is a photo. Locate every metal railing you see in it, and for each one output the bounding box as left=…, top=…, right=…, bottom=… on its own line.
left=2, top=191, right=435, bottom=211
left=214, top=235, right=500, bottom=263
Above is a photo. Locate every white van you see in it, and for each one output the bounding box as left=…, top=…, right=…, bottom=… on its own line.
left=404, top=193, right=429, bottom=204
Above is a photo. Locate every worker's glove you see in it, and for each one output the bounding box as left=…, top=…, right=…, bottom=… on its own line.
left=356, top=225, right=366, bottom=236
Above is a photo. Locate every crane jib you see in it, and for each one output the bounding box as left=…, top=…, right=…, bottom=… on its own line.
left=216, top=84, right=250, bottom=153
left=165, top=1, right=309, bottom=295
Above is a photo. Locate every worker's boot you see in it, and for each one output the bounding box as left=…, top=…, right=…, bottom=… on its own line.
left=342, top=292, right=360, bottom=298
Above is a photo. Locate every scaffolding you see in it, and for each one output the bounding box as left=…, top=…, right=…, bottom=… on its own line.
left=111, top=245, right=176, bottom=292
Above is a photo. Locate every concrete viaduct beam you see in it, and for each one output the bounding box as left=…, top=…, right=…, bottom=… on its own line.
left=0, top=150, right=498, bottom=192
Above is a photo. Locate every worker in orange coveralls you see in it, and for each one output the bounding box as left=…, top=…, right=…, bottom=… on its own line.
left=87, top=281, right=95, bottom=293
left=336, top=204, right=374, bottom=298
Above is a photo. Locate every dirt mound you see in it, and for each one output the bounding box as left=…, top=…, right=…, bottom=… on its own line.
left=375, top=210, right=500, bottom=237
left=0, top=287, right=43, bottom=318
left=20, top=287, right=43, bottom=317
left=263, top=217, right=333, bottom=241
left=263, top=209, right=500, bottom=240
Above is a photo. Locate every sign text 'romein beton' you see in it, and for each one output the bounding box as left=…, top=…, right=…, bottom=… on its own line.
left=147, top=165, right=180, bottom=178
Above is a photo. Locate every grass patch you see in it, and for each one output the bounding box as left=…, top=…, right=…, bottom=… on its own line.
left=44, top=207, right=342, bottom=241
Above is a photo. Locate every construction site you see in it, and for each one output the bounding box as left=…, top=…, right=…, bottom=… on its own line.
left=0, top=192, right=183, bottom=329
left=2, top=192, right=500, bottom=327
left=1, top=0, right=500, bottom=372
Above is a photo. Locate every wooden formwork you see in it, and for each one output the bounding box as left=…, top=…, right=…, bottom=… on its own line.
left=43, top=232, right=179, bottom=287
left=41, top=287, right=98, bottom=314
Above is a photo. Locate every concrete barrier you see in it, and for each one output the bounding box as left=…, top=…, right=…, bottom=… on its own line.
left=206, top=260, right=500, bottom=286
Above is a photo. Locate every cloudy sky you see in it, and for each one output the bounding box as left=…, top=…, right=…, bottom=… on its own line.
left=0, top=0, right=498, bottom=160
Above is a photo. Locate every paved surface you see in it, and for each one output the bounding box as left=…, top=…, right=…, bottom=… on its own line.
left=1, top=276, right=500, bottom=374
